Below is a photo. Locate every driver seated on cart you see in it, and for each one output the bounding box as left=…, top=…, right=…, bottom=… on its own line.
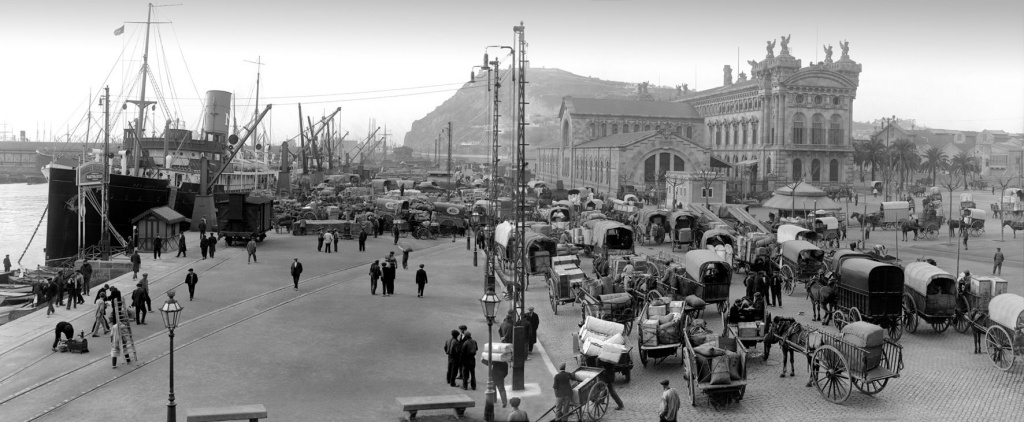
left=957, top=270, right=972, bottom=295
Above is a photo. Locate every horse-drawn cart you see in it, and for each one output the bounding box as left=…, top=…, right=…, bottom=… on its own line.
left=813, top=217, right=841, bottom=247
left=832, top=258, right=905, bottom=341
left=777, top=240, right=825, bottom=296
left=880, top=201, right=911, bottom=231
left=634, top=209, right=670, bottom=246
left=636, top=299, right=685, bottom=366
left=953, top=275, right=1007, bottom=333
left=962, top=208, right=987, bottom=236
left=682, top=321, right=749, bottom=409
left=678, top=250, right=733, bottom=313
left=901, top=262, right=957, bottom=334
left=984, top=294, right=1024, bottom=371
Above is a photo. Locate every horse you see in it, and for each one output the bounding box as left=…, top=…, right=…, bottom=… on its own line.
left=1003, top=220, right=1024, bottom=239
left=900, top=220, right=921, bottom=241
left=947, top=219, right=964, bottom=238
left=850, top=212, right=881, bottom=231
left=764, top=316, right=815, bottom=383
left=806, top=273, right=836, bottom=324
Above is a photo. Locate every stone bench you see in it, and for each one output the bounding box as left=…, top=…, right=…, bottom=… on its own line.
left=185, top=404, right=267, bottom=422
left=395, top=394, right=475, bottom=420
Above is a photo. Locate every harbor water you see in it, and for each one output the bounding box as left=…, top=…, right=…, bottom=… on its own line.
left=0, top=183, right=48, bottom=270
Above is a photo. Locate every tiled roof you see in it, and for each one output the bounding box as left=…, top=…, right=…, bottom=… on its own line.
left=576, top=130, right=705, bottom=151
left=673, top=79, right=760, bottom=101
left=564, top=97, right=701, bottom=119
left=131, top=206, right=190, bottom=225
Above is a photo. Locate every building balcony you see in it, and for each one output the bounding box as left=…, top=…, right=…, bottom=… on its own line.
left=778, top=143, right=854, bottom=153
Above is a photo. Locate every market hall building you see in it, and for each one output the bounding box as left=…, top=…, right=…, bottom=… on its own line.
left=534, top=37, right=862, bottom=199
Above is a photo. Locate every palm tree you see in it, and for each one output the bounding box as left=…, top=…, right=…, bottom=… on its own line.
left=920, top=146, right=947, bottom=185
left=853, top=141, right=867, bottom=182
left=949, top=151, right=976, bottom=189
left=891, top=139, right=920, bottom=190
left=864, top=138, right=886, bottom=182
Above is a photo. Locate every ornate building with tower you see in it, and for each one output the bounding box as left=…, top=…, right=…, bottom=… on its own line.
left=535, top=36, right=862, bottom=198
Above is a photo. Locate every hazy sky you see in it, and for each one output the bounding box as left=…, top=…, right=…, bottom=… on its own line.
left=1, top=0, right=1022, bottom=146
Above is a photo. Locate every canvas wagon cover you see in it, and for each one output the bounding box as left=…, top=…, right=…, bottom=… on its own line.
left=524, top=231, right=558, bottom=254
left=701, top=229, right=734, bottom=247
left=988, top=294, right=1024, bottom=330
left=828, top=250, right=873, bottom=273
left=670, top=211, right=698, bottom=230
left=589, top=220, right=632, bottom=248
left=903, top=262, right=956, bottom=295
left=494, top=221, right=513, bottom=248
left=776, top=224, right=811, bottom=243
left=781, top=240, right=823, bottom=263
left=638, top=209, right=670, bottom=226
left=881, top=201, right=910, bottom=223
left=839, top=258, right=904, bottom=294
left=684, top=250, right=728, bottom=281
left=965, top=208, right=987, bottom=220
left=815, top=217, right=839, bottom=230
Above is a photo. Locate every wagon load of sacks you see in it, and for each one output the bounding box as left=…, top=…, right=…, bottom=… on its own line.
left=639, top=297, right=690, bottom=347
left=841, top=321, right=885, bottom=373
left=578, top=316, right=628, bottom=364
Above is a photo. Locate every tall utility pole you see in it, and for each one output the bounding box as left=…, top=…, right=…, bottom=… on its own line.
left=298, top=103, right=307, bottom=174
left=511, top=21, right=528, bottom=392
left=881, top=115, right=896, bottom=200
left=126, top=3, right=158, bottom=176
left=101, top=86, right=111, bottom=259
left=447, top=121, right=453, bottom=200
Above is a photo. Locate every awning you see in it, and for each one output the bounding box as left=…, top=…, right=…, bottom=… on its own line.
left=762, top=194, right=841, bottom=211
left=734, top=159, right=760, bottom=167
left=710, top=156, right=731, bottom=168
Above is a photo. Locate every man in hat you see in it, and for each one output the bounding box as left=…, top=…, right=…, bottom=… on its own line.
left=3, top=254, right=10, bottom=273
left=198, top=217, right=207, bottom=238
left=207, top=233, right=217, bottom=258
left=131, top=282, right=149, bottom=325
left=369, top=260, right=381, bottom=295
left=184, top=268, right=199, bottom=301
left=552, top=363, right=573, bottom=421
left=444, top=329, right=461, bottom=386
left=246, top=236, right=258, bottom=263
left=152, top=234, right=162, bottom=260
left=199, top=234, right=209, bottom=259
left=332, top=229, right=340, bottom=252
left=358, top=228, right=368, bottom=252
left=524, top=306, right=540, bottom=353
left=323, top=230, right=334, bottom=254
left=994, top=247, right=1004, bottom=275
left=176, top=232, right=187, bottom=257
left=130, top=250, right=141, bottom=280
left=659, top=379, right=680, bottom=422
left=140, top=273, right=153, bottom=312
left=460, top=332, right=478, bottom=390
left=80, top=259, right=93, bottom=297
left=290, top=258, right=303, bottom=291
left=415, top=264, right=428, bottom=297
left=317, top=228, right=325, bottom=252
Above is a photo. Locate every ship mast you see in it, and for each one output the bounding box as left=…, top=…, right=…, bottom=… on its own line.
left=126, top=3, right=157, bottom=177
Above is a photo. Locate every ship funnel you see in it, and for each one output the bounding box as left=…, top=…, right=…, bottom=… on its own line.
left=203, top=90, right=232, bottom=135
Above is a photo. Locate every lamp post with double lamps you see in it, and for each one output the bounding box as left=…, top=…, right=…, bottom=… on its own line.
left=159, top=290, right=183, bottom=422
left=480, top=290, right=503, bottom=422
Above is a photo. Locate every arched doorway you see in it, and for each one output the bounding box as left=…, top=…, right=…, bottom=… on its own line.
left=829, top=159, right=840, bottom=182
left=811, top=159, right=821, bottom=182
left=792, top=158, right=802, bottom=181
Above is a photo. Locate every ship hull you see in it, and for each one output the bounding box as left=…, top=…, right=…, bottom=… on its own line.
left=45, top=167, right=170, bottom=265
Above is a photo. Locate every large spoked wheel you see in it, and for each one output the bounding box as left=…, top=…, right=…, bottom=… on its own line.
left=546, top=275, right=558, bottom=314
left=932, top=317, right=951, bottom=333
left=438, top=221, right=454, bottom=237
left=414, top=227, right=430, bottom=240
left=585, top=381, right=610, bottom=420
left=639, top=336, right=649, bottom=367
left=986, top=325, right=1015, bottom=371
left=849, top=308, right=863, bottom=323
left=852, top=378, right=889, bottom=395
left=953, top=295, right=972, bottom=333
left=812, top=346, right=853, bottom=404
left=924, top=224, right=939, bottom=240
left=902, top=294, right=919, bottom=334
left=887, top=317, right=903, bottom=341
left=781, top=266, right=796, bottom=296
left=683, top=348, right=697, bottom=406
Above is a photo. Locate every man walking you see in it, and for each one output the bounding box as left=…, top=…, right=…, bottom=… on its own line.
left=323, top=230, right=334, bottom=254
left=415, top=264, right=428, bottom=297
left=524, top=306, right=540, bottom=353
left=490, top=359, right=509, bottom=408
left=139, top=273, right=153, bottom=312
left=200, top=235, right=209, bottom=259
left=131, top=282, right=148, bottom=325
left=332, top=229, right=340, bottom=252
left=246, top=237, right=258, bottom=263
left=358, top=229, right=368, bottom=252
left=659, top=379, right=681, bottom=422
left=152, top=235, right=162, bottom=260
left=382, top=262, right=396, bottom=296
left=460, top=332, right=478, bottom=390
left=299, top=218, right=308, bottom=236
left=45, top=278, right=58, bottom=316
left=400, top=245, right=411, bottom=270
left=444, top=329, right=461, bottom=386
left=3, top=254, right=11, bottom=273
left=80, top=259, right=93, bottom=297
left=207, top=233, right=217, bottom=258
left=993, top=248, right=1004, bottom=275
left=317, top=229, right=325, bottom=252
left=176, top=232, right=187, bottom=257
left=553, top=363, right=573, bottom=422
left=290, top=258, right=303, bottom=291
left=369, top=260, right=381, bottom=295
left=768, top=271, right=783, bottom=307
left=130, top=250, right=141, bottom=280
left=599, top=361, right=624, bottom=410
left=184, top=269, right=199, bottom=301
left=393, top=224, right=400, bottom=245
left=198, top=217, right=207, bottom=238
left=962, top=227, right=970, bottom=250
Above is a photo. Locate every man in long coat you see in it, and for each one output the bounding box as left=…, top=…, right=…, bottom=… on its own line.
left=415, top=264, right=428, bottom=297
left=130, top=251, right=141, bottom=280
left=184, top=268, right=199, bottom=301
left=382, top=262, right=396, bottom=296
left=524, top=306, right=540, bottom=353
left=207, top=233, right=217, bottom=258
left=176, top=232, right=187, bottom=257
left=199, top=235, right=209, bottom=259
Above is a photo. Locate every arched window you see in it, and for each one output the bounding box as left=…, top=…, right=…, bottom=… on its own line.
left=792, top=158, right=802, bottom=181
left=674, top=155, right=685, bottom=172
left=792, top=113, right=805, bottom=145
left=588, top=122, right=595, bottom=139
left=675, top=125, right=682, bottom=136
left=715, top=126, right=722, bottom=145
left=733, top=126, right=739, bottom=146
left=812, top=114, right=825, bottom=145
left=811, top=159, right=821, bottom=182
left=829, top=115, right=843, bottom=145
left=612, top=123, right=619, bottom=135
left=562, top=120, right=570, bottom=148
left=725, top=125, right=730, bottom=145
left=829, top=158, right=840, bottom=182
left=765, top=156, right=772, bottom=176
left=634, top=124, right=640, bottom=132
left=644, top=124, right=651, bottom=131
left=742, top=123, right=748, bottom=145
left=623, top=123, right=629, bottom=134
left=752, top=123, right=758, bottom=145
left=685, top=125, right=693, bottom=139
left=601, top=123, right=607, bottom=137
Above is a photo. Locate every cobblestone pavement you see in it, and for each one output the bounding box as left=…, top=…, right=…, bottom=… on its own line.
left=525, top=189, right=1024, bottom=421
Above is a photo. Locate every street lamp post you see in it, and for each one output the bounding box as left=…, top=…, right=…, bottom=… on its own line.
left=480, top=290, right=502, bottom=422
left=159, top=290, right=183, bottom=422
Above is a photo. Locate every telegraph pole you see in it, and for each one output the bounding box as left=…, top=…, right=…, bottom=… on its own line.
left=447, top=121, right=453, bottom=201
left=511, top=21, right=528, bottom=392
left=101, top=86, right=111, bottom=259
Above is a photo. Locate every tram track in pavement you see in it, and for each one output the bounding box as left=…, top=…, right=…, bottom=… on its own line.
left=1, top=242, right=453, bottom=421
left=0, top=248, right=244, bottom=384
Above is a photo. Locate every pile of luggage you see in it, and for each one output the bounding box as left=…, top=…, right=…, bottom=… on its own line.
left=480, top=342, right=513, bottom=363
left=841, top=321, right=884, bottom=372
left=640, top=297, right=684, bottom=346
left=578, top=316, right=628, bottom=364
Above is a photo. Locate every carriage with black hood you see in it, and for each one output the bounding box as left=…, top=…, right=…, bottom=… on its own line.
left=831, top=258, right=905, bottom=341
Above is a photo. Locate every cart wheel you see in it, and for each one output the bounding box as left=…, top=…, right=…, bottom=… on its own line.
left=887, top=318, right=903, bottom=341
left=852, top=378, right=889, bottom=395
left=986, top=325, right=1015, bottom=371
left=586, top=381, right=610, bottom=421
left=902, top=294, right=919, bottom=334
left=638, top=337, right=649, bottom=367
left=932, top=318, right=950, bottom=333
left=683, top=348, right=697, bottom=406
left=414, top=227, right=428, bottom=239
left=400, top=230, right=409, bottom=238
left=970, top=227, right=983, bottom=236
left=925, top=224, right=939, bottom=240
left=781, top=266, right=796, bottom=295
left=849, top=307, right=863, bottom=323
left=953, top=295, right=971, bottom=334
left=717, top=301, right=727, bottom=314
left=812, top=346, right=853, bottom=404
left=832, top=310, right=849, bottom=330
left=622, top=318, right=634, bottom=336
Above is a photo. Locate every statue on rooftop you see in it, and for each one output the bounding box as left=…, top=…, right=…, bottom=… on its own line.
left=780, top=34, right=791, bottom=55
left=840, top=40, right=850, bottom=59
left=823, top=44, right=833, bottom=62
left=765, top=39, right=776, bottom=58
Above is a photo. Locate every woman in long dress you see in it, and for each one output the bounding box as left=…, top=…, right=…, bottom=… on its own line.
left=91, top=298, right=110, bottom=337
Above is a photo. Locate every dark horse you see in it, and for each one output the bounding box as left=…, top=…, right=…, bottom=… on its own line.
left=764, top=316, right=815, bottom=385
left=1003, top=220, right=1024, bottom=239
left=900, top=220, right=921, bottom=241
left=806, top=273, right=836, bottom=323
left=947, top=219, right=964, bottom=239
left=850, top=212, right=882, bottom=231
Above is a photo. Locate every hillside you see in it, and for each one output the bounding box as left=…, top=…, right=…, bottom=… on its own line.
left=403, top=68, right=681, bottom=156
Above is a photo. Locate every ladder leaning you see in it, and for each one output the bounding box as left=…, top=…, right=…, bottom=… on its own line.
left=111, top=297, right=138, bottom=364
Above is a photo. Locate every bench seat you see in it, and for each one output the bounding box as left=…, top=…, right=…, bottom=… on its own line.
left=185, top=404, right=267, bottom=422
left=396, top=394, right=475, bottom=420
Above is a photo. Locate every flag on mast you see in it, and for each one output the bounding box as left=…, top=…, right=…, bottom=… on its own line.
left=113, top=25, right=124, bottom=36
